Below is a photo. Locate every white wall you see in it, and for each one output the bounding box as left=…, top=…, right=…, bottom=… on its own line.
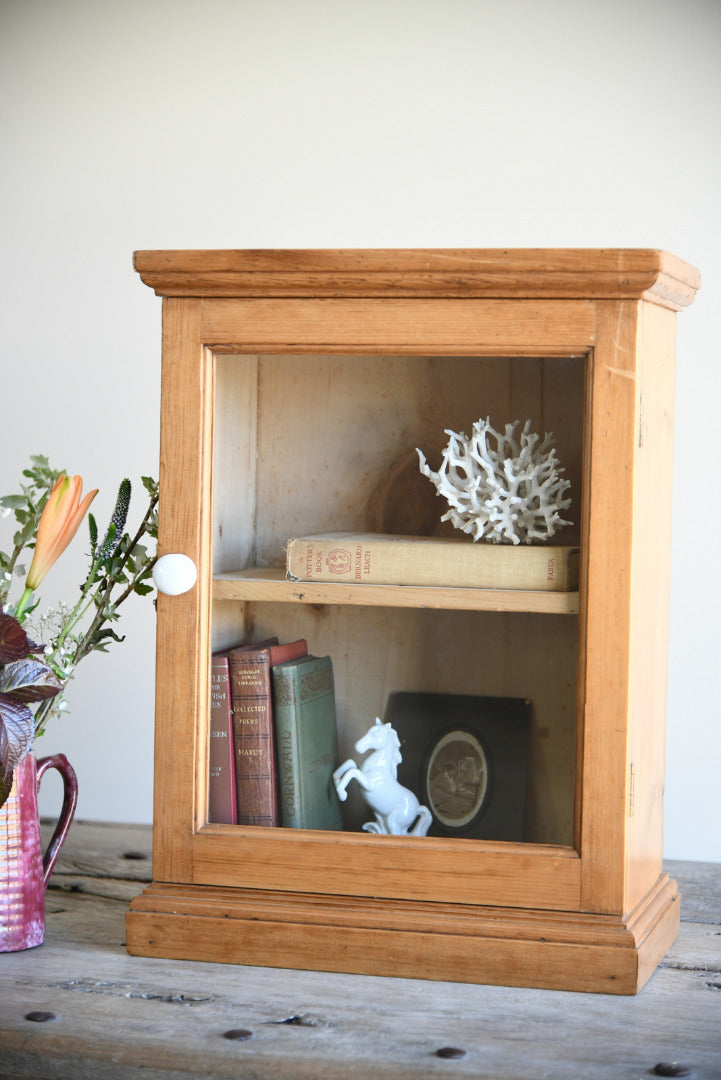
left=1, top=0, right=719, bottom=861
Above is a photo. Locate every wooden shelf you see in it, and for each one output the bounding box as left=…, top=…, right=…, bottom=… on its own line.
left=213, top=567, right=580, bottom=614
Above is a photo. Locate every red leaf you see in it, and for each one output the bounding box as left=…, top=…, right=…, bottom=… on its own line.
left=0, top=769, right=12, bottom=810
left=0, top=694, right=35, bottom=773
left=0, top=659, right=62, bottom=703
left=0, top=611, right=36, bottom=663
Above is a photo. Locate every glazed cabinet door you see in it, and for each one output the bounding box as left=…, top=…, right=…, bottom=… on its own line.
left=151, top=296, right=603, bottom=912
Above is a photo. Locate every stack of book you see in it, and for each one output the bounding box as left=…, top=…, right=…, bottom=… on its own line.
left=209, top=637, right=343, bottom=832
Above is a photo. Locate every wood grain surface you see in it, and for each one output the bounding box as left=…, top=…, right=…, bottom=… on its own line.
left=0, top=821, right=718, bottom=1080
left=130, top=256, right=700, bottom=993
left=133, top=248, right=700, bottom=310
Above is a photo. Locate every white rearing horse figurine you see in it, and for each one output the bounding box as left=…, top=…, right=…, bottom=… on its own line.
left=333, top=718, right=432, bottom=836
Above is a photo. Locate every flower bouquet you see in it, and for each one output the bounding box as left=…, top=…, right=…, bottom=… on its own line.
left=0, top=456, right=158, bottom=808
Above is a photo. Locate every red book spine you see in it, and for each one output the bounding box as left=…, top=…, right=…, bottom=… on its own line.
left=208, top=654, right=237, bottom=824
left=228, top=639, right=307, bottom=826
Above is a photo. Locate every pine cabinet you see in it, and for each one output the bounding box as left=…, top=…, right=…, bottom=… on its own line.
left=126, top=249, right=699, bottom=993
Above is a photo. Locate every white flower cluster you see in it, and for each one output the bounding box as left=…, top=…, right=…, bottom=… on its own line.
left=33, top=603, right=77, bottom=684
left=417, top=418, right=572, bottom=545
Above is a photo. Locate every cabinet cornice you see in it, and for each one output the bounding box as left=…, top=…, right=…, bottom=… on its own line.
left=134, top=248, right=700, bottom=310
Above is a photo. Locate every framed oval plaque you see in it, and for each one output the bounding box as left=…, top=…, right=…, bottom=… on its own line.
left=387, top=692, right=531, bottom=841
left=422, top=728, right=492, bottom=834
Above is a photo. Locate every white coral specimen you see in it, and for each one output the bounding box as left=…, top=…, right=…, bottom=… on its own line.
left=417, top=418, right=572, bottom=545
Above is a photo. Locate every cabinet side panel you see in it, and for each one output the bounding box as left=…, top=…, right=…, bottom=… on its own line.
left=624, top=302, right=677, bottom=910
left=580, top=302, right=639, bottom=913
left=152, top=301, right=213, bottom=882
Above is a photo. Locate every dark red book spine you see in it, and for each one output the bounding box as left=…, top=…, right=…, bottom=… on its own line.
left=228, top=639, right=307, bottom=826
left=208, top=654, right=237, bottom=824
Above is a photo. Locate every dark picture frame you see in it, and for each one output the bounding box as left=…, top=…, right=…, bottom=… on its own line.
left=384, top=692, right=532, bottom=841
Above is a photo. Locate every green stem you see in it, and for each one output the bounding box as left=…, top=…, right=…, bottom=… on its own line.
left=54, top=589, right=99, bottom=654
left=52, top=541, right=113, bottom=654
left=33, top=695, right=61, bottom=740
left=14, top=586, right=35, bottom=622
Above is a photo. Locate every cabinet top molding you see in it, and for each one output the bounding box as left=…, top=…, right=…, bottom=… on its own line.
left=133, top=248, right=699, bottom=310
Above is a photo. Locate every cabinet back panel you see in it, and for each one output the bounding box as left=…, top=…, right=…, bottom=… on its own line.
left=212, top=353, right=585, bottom=571
left=210, top=351, right=584, bottom=846
left=241, top=603, right=578, bottom=845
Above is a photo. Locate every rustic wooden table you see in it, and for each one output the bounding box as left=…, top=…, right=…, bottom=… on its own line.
left=1, top=821, right=719, bottom=1079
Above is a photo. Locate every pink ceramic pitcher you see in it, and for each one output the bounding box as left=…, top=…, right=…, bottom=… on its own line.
left=0, top=752, right=78, bottom=951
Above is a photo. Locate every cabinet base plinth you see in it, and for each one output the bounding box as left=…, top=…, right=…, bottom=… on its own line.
left=126, top=873, right=679, bottom=995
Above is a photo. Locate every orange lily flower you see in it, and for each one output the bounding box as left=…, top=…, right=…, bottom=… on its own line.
left=26, top=475, right=98, bottom=591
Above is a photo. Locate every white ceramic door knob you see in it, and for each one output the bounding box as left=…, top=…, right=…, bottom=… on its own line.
left=152, top=553, right=198, bottom=595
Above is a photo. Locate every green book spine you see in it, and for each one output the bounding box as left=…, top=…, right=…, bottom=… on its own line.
left=271, top=655, right=343, bottom=831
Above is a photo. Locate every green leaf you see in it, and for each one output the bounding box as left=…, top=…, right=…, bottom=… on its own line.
left=0, top=495, right=27, bottom=510
left=91, top=628, right=125, bottom=645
